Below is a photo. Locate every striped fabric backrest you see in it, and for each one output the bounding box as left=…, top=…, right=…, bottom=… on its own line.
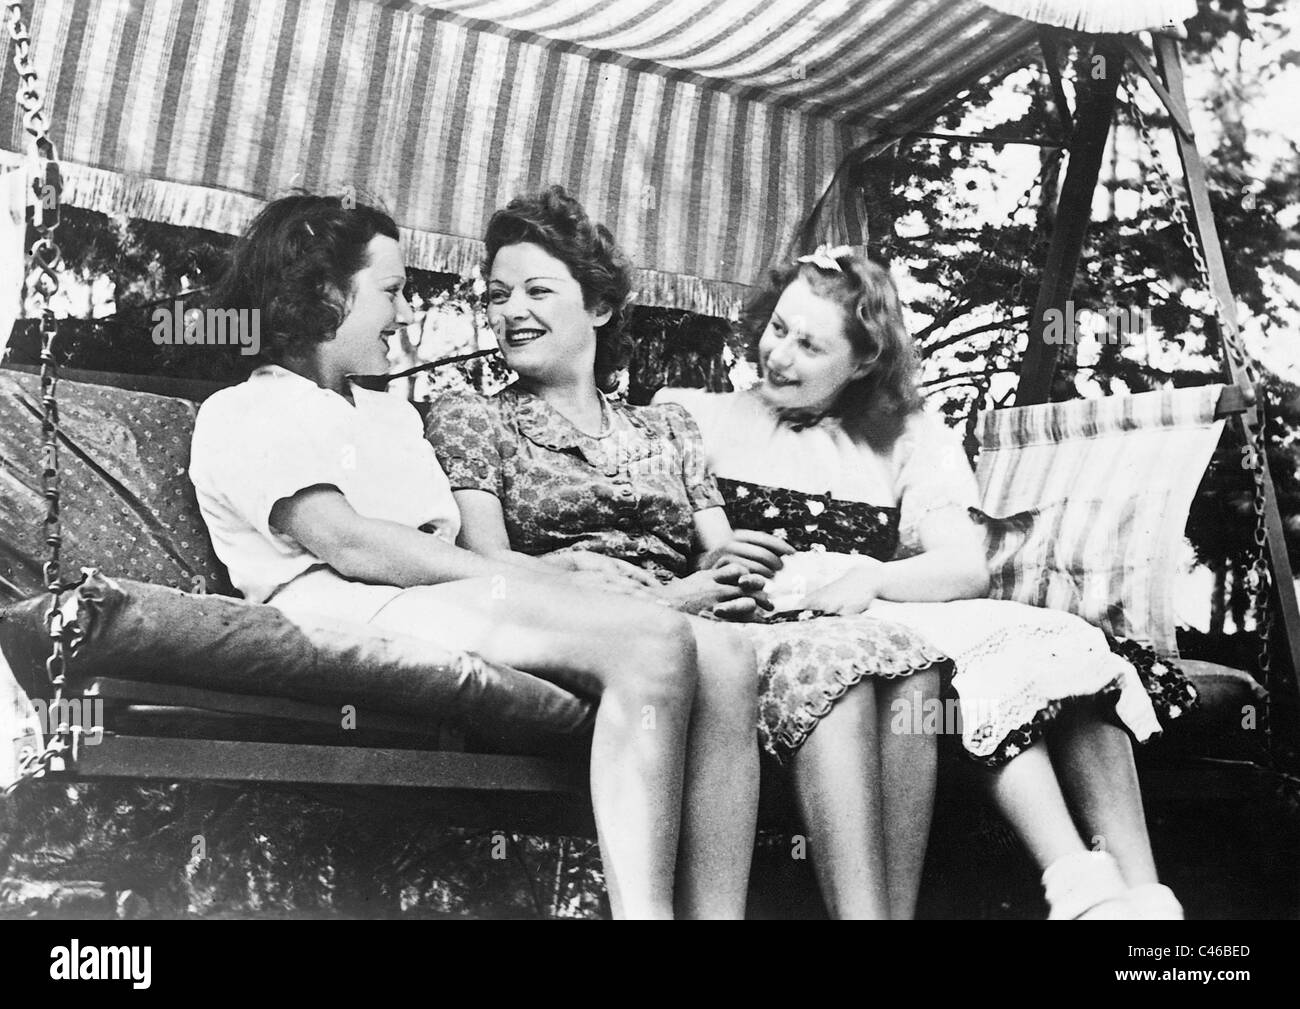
left=973, top=386, right=1227, bottom=658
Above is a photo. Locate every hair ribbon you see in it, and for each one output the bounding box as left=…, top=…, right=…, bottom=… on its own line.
left=796, top=244, right=854, bottom=271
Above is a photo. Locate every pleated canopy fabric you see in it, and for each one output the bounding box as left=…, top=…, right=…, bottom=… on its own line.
left=979, top=0, right=1196, bottom=34
left=0, top=0, right=1194, bottom=316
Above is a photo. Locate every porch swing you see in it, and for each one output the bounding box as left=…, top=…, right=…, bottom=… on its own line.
left=952, top=35, right=1300, bottom=796
left=879, top=35, right=1300, bottom=792
left=0, top=0, right=1297, bottom=866
left=809, top=22, right=1300, bottom=795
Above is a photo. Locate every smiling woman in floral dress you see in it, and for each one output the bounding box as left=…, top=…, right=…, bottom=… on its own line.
left=427, top=186, right=955, bottom=919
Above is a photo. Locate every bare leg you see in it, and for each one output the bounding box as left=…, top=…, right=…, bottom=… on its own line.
left=369, top=577, right=698, bottom=919
left=983, top=742, right=1087, bottom=870
left=789, top=684, right=890, bottom=919
left=1046, top=705, right=1159, bottom=886
left=676, top=618, right=759, bottom=919
left=876, top=669, right=940, bottom=919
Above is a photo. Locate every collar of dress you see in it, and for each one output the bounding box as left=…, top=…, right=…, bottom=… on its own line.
left=743, top=388, right=842, bottom=434
left=251, top=362, right=386, bottom=410
left=504, top=386, right=664, bottom=478
left=506, top=385, right=626, bottom=452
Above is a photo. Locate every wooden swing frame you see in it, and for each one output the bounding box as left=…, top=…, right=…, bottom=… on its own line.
left=5, top=19, right=1298, bottom=852
left=1015, top=31, right=1300, bottom=704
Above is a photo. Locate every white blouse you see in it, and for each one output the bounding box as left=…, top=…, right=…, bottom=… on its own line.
left=189, top=364, right=460, bottom=614
left=655, top=387, right=980, bottom=608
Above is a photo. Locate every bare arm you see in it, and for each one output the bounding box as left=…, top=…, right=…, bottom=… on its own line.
left=693, top=510, right=795, bottom=578
left=456, top=492, right=767, bottom=614
left=688, top=507, right=774, bottom=617
left=802, top=508, right=990, bottom=615
left=875, top=509, right=990, bottom=602
left=452, top=488, right=660, bottom=588
left=691, top=506, right=736, bottom=558
left=270, top=485, right=547, bottom=588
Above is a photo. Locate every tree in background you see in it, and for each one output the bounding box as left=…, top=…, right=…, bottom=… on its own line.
left=2, top=0, right=1296, bottom=918
left=851, top=0, right=1299, bottom=645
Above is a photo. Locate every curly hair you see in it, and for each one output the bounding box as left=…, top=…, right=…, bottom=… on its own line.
left=208, top=194, right=400, bottom=363
left=741, top=253, right=924, bottom=451
left=483, top=186, right=634, bottom=393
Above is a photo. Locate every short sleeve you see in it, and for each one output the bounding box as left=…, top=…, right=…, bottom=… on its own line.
left=655, top=401, right=724, bottom=511
left=425, top=391, right=505, bottom=497
left=892, top=413, right=980, bottom=555
left=652, top=386, right=714, bottom=437
left=190, top=388, right=352, bottom=542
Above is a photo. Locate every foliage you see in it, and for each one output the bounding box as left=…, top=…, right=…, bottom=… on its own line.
left=859, top=0, right=1300, bottom=605
left=1, top=780, right=606, bottom=919
left=3, top=0, right=1297, bottom=917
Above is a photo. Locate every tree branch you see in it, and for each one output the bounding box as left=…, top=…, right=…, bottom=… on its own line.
left=921, top=313, right=1031, bottom=355
left=922, top=366, right=1019, bottom=389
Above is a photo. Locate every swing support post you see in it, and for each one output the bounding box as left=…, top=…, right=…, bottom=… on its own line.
left=1151, top=34, right=1300, bottom=697
left=1015, top=38, right=1124, bottom=406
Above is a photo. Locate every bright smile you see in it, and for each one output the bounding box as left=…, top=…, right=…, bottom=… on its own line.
left=505, top=328, right=546, bottom=346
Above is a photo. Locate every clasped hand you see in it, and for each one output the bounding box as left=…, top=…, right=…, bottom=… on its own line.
left=697, top=529, right=795, bottom=578
left=659, top=564, right=772, bottom=621
left=701, top=529, right=884, bottom=615
left=557, top=547, right=772, bottom=620
left=684, top=528, right=797, bottom=620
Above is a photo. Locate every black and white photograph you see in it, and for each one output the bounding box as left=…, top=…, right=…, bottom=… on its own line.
left=0, top=0, right=1296, bottom=947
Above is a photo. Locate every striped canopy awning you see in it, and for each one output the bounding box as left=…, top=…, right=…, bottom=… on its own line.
left=0, top=0, right=1195, bottom=316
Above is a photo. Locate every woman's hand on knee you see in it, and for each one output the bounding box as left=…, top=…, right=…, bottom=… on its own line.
left=570, top=569, right=667, bottom=604
left=555, top=549, right=661, bottom=587
left=552, top=551, right=668, bottom=603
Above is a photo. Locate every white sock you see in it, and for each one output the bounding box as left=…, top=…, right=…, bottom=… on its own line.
left=1127, top=883, right=1184, bottom=920
left=1042, top=850, right=1131, bottom=920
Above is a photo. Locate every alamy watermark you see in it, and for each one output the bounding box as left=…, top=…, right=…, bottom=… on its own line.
left=1042, top=302, right=1151, bottom=347
left=889, top=694, right=1000, bottom=737
left=151, top=303, right=261, bottom=356
left=27, top=696, right=104, bottom=745
left=49, top=941, right=151, bottom=988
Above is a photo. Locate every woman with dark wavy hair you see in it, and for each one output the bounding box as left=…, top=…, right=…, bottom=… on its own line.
left=429, top=187, right=954, bottom=919
left=659, top=247, right=1194, bottom=919
left=189, top=194, right=761, bottom=920
left=479, top=187, right=637, bottom=395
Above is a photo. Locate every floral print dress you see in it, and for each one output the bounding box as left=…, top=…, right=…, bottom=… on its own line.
left=657, top=387, right=1198, bottom=767
left=428, top=384, right=952, bottom=761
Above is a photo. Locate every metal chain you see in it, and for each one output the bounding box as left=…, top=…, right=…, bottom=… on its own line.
left=1122, top=74, right=1273, bottom=684
left=4, top=0, right=78, bottom=791
left=1122, top=80, right=1259, bottom=382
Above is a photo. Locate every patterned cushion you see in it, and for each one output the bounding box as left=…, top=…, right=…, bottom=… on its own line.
left=973, top=386, right=1227, bottom=657
left=0, top=371, right=231, bottom=602
left=0, top=570, right=594, bottom=763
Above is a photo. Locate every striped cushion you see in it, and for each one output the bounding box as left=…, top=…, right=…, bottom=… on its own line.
left=973, top=386, right=1227, bottom=657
